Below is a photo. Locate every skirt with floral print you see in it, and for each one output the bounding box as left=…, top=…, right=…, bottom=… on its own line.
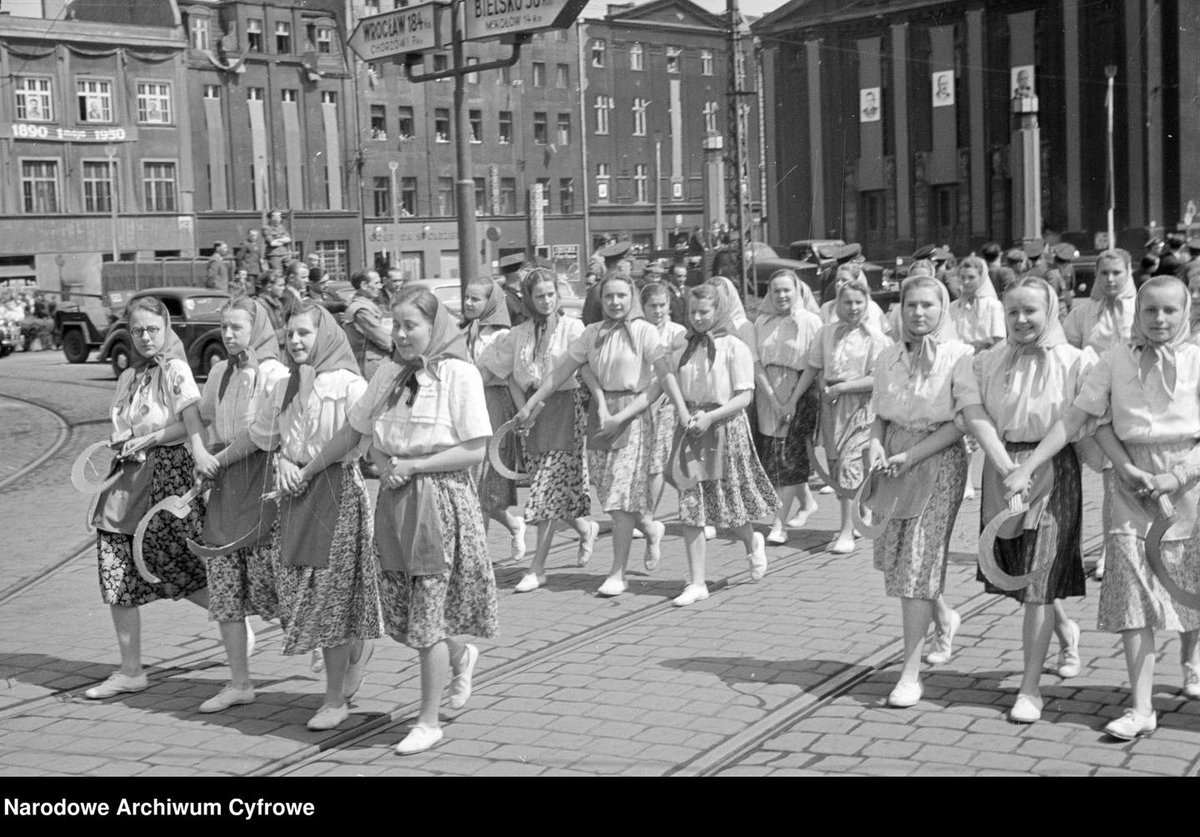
left=648, top=395, right=677, bottom=477
left=588, top=409, right=654, bottom=514
left=475, top=385, right=519, bottom=516
left=1098, top=534, right=1200, bottom=632
left=379, top=471, right=499, bottom=648
left=524, top=389, right=589, bottom=524
left=96, top=445, right=208, bottom=608
left=678, top=412, right=780, bottom=529
left=271, top=462, right=383, bottom=655
left=757, top=386, right=820, bottom=488
left=873, top=442, right=967, bottom=600
left=818, top=390, right=873, bottom=491
left=206, top=545, right=280, bottom=623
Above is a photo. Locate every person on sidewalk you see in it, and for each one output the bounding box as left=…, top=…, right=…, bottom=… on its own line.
left=958, top=277, right=1092, bottom=724
left=301, top=286, right=499, bottom=756
left=753, top=269, right=824, bottom=546
left=640, top=282, right=689, bottom=551
left=479, top=268, right=599, bottom=592
left=668, top=283, right=778, bottom=606
left=516, top=273, right=689, bottom=598
left=1006, top=275, right=1200, bottom=740
left=85, top=297, right=213, bottom=700
left=794, top=275, right=890, bottom=554
left=864, top=275, right=974, bottom=709
left=342, top=269, right=392, bottom=383
left=192, top=299, right=291, bottom=713
left=460, top=278, right=527, bottom=565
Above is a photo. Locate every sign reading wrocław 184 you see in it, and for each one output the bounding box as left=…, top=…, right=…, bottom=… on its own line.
left=462, top=0, right=588, bottom=42
left=1, top=123, right=137, bottom=142
left=347, top=3, right=447, bottom=60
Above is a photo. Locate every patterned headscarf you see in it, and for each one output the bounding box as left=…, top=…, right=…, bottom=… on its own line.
left=593, top=274, right=644, bottom=349
left=898, top=275, right=959, bottom=378
left=378, top=292, right=470, bottom=415
left=460, top=280, right=510, bottom=358
left=1130, top=275, right=1191, bottom=397
left=280, top=303, right=361, bottom=411
left=218, top=298, right=280, bottom=400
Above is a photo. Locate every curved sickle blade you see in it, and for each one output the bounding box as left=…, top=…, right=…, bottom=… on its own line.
left=131, top=484, right=203, bottom=584
left=487, top=419, right=526, bottom=482
left=187, top=524, right=264, bottom=560
left=852, top=468, right=896, bottom=539
left=1145, top=496, right=1200, bottom=612
left=806, top=435, right=837, bottom=494
left=977, top=495, right=1052, bottom=591
left=70, top=440, right=121, bottom=495
left=669, top=428, right=699, bottom=491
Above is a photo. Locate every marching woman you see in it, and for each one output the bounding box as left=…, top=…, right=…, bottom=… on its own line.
left=461, top=279, right=526, bottom=564
left=1007, top=276, right=1200, bottom=739
left=242, top=301, right=381, bottom=731
left=192, top=298, right=290, bottom=713
left=85, top=297, right=212, bottom=699
left=752, top=269, right=824, bottom=545
left=958, top=278, right=1090, bottom=723
left=301, top=286, right=499, bottom=755
left=641, top=282, right=689, bottom=543
left=820, top=263, right=891, bottom=336
left=865, top=276, right=975, bottom=708
left=793, top=275, right=891, bottom=554
left=670, top=283, right=778, bottom=605
left=1187, top=261, right=1200, bottom=344
left=947, top=257, right=1005, bottom=354
left=479, top=268, right=600, bottom=592
left=516, top=273, right=690, bottom=597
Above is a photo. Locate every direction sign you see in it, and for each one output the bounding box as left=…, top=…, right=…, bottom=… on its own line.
left=347, top=3, right=448, bottom=61
left=463, top=0, right=588, bottom=42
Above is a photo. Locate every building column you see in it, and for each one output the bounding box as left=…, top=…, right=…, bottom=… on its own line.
left=1063, top=0, right=1081, bottom=232
left=966, top=9, right=986, bottom=240
left=890, top=23, right=911, bottom=250
left=805, top=39, right=825, bottom=238
left=1123, top=0, right=1145, bottom=231
left=1146, top=0, right=1163, bottom=230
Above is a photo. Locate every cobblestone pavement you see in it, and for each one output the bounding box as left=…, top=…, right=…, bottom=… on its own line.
left=1, top=352, right=1198, bottom=777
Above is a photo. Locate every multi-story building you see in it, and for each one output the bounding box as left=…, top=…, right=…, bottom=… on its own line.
left=754, top=0, right=1200, bottom=259
left=0, top=0, right=194, bottom=293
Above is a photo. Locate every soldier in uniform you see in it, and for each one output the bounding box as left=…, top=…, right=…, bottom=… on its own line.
left=818, top=243, right=862, bottom=304
left=496, top=253, right=529, bottom=327
left=1043, top=242, right=1078, bottom=318
left=582, top=240, right=633, bottom=325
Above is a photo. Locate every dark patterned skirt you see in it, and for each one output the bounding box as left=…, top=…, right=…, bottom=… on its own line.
left=96, top=445, right=208, bottom=608
left=379, top=471, right=499, bottom=648
left=678, top=412, right=781, bottom=528
left=976, top=442, right=1086, bottom=604
left=206, top=545, right=281, bottom=623
left=757, top=386, right=820, bottom=488
left=524, top=388, right=590, bottom=523
left=476, top=384, right=519, bottom=515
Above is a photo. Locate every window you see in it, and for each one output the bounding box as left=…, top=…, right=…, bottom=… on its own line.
left=22, top=160, right=60, bottom=213
left=400, top=177, right=417, bottom=216
left=466, top=57, right=479, bottom=85
left=434, top=108, right=450, bottom=142
left=556, top=113, right=571, bottom=146
left=314, top=240, right=348, bottom=280
left=591, top=39, right=606, bottom=68
left=535, top=178, right=551, bottom=214
left=365, top=0, right=380, bottom=10
left=630, top=43, right=643, bottom=71
left=15, top=77, right=53, bottom=122
left=281, top=89, right=298, bottom=103
left=437, top=176, right=455, bottom=216
left=632, top=98, right=648, bottom=136
left=247, top=18, right=263, bottom=52
left=372, top=176, right=392, bottom=217
left=433, top=54, right=448, bottom=74
left=933, top=184, right=958, bottom=229
left=701, top=50, right=714, bottom=76
left=397, top=106, right=414, bottom=139
left=190, top=15, right=210, bottom=51
left=321, top=91, right=337, bottom=105
left=136, top=82, right=171, bottom=124
left=275, top=21, right=292, bottom=53
left=703, top=101, right=718, bottom=134
left=862, top=190, right=886, bottom=234
left=533, top=112, right=547, bottom=145
left=596, top=163, right=610, bottom=201
left=555, top=64, right=569, bottom=88
left=532, top=62, right=545, bottom=87
left=666, top=47, right=681, bottom=73
left=247, top=87, right=264, bottom=101
left=594, top=95, right=612, bottom=135
left=634, top=164, right=648, bottom=203
left=498, top=111, right=512, bottom=144
left=499, top=178, right=517, bottom=214
left=203, top=85, right=220, bottom=100
left=560, top=178, right=574, bottom=214
left=76, top=79, right=112, bottom=123
left=143, top=162, right=177, bottom=212
left=499, top=64, right=512, bottom=85
left=474, top=177, right=487, bottom=215
left=317, top=27, right=333, bottom=54
left=469, top=109, right=482, bottom=143
left=370, top=104, right=387, bottom=140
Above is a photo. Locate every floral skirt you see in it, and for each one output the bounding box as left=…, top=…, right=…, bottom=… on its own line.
left=206, top=545, right=280, bottom=623
left=96, top=445, right=208, bottom=608
left=476, top=385, right=519, bottom=515
left=757, top=387, right=820, bottom=488
left=524, top=389, right=589, bottom=524
left=818, top=390, right=873, bottom=491
left=588, top=410, right=655, bottom=515
left=271, top=463, right=383, bottom=655
left=648, top=395, right=677, bottom=477
left=873, top=442, right=967, bottom=600
left=678, top=412, right=780, bottom=528
left=379, top=471, right=499, bottom=648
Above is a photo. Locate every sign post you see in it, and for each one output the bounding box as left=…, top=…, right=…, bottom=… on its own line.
left=346, top=4, right=449, bottom=60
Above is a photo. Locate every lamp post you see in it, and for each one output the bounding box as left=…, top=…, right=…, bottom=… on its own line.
left=389, top=160, right=400, bottom=270
left=1104, top=64, right=1117, bottom=249
left=105, top=144, right=118, bottom=261
left=654, top=132, right=663, bottom=250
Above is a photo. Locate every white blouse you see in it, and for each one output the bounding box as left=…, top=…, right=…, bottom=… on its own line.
left=110, top=359, right=201, bottom=442
left=479, top=317, right=584, bottom=392
left=678, top=334, right=755, bottom=404
left=806, top=323, right=890, bottom=383
left=871, top=340, right=976, bottom=428
left=469, top=326, right=508, bottom=388
left=949, top=296, right=1006, bottom=347
left=250, top=366, right=367, bottom=464
left=566, top=318, right=663, bottom=392
left=753, top=311, right=823, bottom=371
left=963, top=343, right=1093, bottom=443
left=200, top=357, right=290, bottom=446
left=1073, top=343, right=1200, bottom=444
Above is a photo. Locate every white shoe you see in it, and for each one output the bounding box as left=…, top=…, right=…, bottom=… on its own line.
left=787, top=506, right=818, bottom=528
left=448, top=644, right=479, bottom=710
left=963, top=483, right=976, bottom=500
left=577, top=520, right=599, bottom=567
left=766, top=526, right=787, bottom=546
left=514, top=572, right=546, bottom=593
left=84, top=671, right=149, bottom=700
left=597, top=577, right=626, bottom=597
left=818, top=485, right=835, bottom=495
left=510, top=518, right=527, bottom=564
left=1103, top=709, right=1156, bottom=740
left=306, top=703, right=349, bottom=731
left=1008, top=693, right=1043, bottom=724
left=748, top=532, right=767, bottom=581
left=643, top=520, right=665, bottom=571
left=1183, top=663, right=1200, bottom=699
left=343, top=639, right=375, bottom=700
left=1056, top=619, right=1081, bottom=679
left=395, top=723, right=443, bottom=755
left=925, top=610, right=962, bottom=666
left=1093, top=555, right=1106, bottom=580
left=886, top=680, right=922, bottom=708
left=827, top=537, right=856, bottom=554
left=199, top=683, right=255, bottom=714
left=704, top=525, right=716, bottom=540
left=631, top=527, right=645, bottom=539
left=672, top=583, right=710, bottom=607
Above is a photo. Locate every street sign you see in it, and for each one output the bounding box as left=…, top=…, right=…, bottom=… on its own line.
left=463, top=0, right=588, bottom=42
left=347, top=3, right=447, bottom=61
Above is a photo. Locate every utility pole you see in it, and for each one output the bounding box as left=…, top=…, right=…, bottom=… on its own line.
left=726, top=0, right=752, bottom=296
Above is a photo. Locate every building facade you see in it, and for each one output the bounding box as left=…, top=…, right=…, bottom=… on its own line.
left=754, top=0, right=1200, bottom=259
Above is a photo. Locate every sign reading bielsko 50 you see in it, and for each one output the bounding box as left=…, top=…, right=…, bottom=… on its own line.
left=463, top=0, right=588, bottom=41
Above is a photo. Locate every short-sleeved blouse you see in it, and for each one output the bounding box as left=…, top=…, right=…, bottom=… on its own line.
left=806, top=323, right=890, bottom=383
left=753, top=311, right=823, bottom=371
left=948, top=296, right=1006, bottom=347
left=469, top=326, right=507, bottom=388
left=110, top=359, right=201, bottom=442
left=819, top=298, right=891, bottom=335
left=348, top=358, right=491, bottom=458
left=1072, top=343, right=1200, bottom=444
left=871, top=340, right=976, bottom=428
left=964, top=343, right=1093, bottom=443
left=678, top=334, right=755, bottom=404
left=479, top=316, right=584, bottom=392
left=200, top=357, right=290, bottom=446
left=1062, top=300, right=1134, bottom=354
left=656, top=320, right=688, bottom=368
left=249, top=367, right=367, bottom=464
left=566, top=318, right=663, bottom=392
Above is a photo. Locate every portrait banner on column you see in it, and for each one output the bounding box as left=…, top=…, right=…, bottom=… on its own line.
left=1012, top=65, right=1036, bottom=99
left=931, top=70, right=955, bottom=107
left=859, top=87, right=881, bottom=123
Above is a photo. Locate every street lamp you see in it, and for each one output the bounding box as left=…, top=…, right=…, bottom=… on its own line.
left=105, top=144, right=118, bottom=261
left=654, top=131, right=663, bottom=250
left=1104, top=65, right=1117, bottom=249
left=389, top=160, right=400, bottom=269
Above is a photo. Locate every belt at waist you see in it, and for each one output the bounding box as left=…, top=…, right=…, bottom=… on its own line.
left=602, top=388, right=636, bottom=397
left=686, top=401, right=722, bottom=412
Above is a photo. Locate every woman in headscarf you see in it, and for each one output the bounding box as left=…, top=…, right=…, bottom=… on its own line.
left=948, top=256, right=1005, bottom=354
left=958, top=277, right=1092, bottom=724
left=752, top=269, right=825, bottom=545
left=669, top=283, right=778, bottom=606
left=516, top=273, right=689, bottom=597
left=479, top=268, right=599, bottom=592
left=245, top=301, right=382, bottom=732
left=1186, top=261, right=1200, bottom=345
left=191, top=298, right=291, bottom=713
left=84, top=297, right=212, bottom=700
left=640, top=282, right=689, bottom=543
left=864, top=275, right=975, bottom=709
left=1007, top=275, right=1200, bottom=737
left=302, top=286, right=498, bottom=755
left=461, top=278, right=526, bottom=564
left=819, top=263, right=892, bottom=336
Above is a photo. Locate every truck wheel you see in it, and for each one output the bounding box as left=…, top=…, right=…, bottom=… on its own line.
left=109, top=340, right=131, bottom=378
left=62, top=329, right=90, bottom=363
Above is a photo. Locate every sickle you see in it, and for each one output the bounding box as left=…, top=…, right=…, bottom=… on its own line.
left=806, top=435, right=858, bottom=501
left=851, top=467, right=897, bottom=539
left=70, top=440, right=123, bottom=495
left=669, top=424, right=700, bottom=491
left=1145, top=495, right=1200, bottom=611
left=487, top=419, right=526, bottom=482
left=186, top=492, right=275, bottom=560
left=977, top=494, right=1053, bottom=591
left=131, top=482, right=205, bottom=584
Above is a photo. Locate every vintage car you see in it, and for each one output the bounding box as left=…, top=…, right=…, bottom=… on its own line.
left=85, top=287, right=229, bottom=379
